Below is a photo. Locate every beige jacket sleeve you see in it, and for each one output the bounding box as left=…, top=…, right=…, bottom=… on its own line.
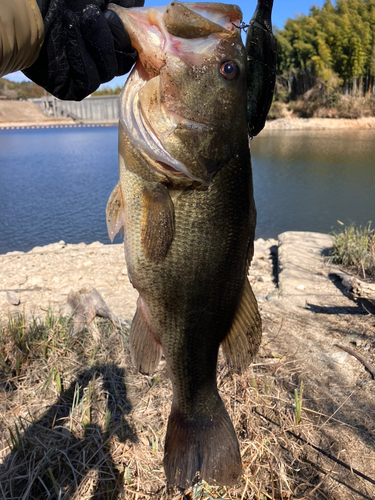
left=0, top=0, right=44, bottom=77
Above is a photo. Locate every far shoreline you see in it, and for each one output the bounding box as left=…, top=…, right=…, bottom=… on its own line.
left=1, top=116, right=375, bottom=131
left=263, top=116, right=375, bottom=131
left=0, top=122, right=117, bottom=130
left=1, top=99, right=375, bottom=130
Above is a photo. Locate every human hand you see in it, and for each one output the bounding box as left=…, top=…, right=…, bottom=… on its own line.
left=23, top=0, right=144, bottom=100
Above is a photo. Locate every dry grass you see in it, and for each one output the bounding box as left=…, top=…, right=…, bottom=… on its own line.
left=330, top=221, right=375, bottom=278
left=0, top=311, right=374, bottom=499
left=270, top=84, right=375, bottom=120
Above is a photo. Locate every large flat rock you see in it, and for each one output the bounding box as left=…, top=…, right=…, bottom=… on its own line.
left=278, top=231, right=334, bottom=306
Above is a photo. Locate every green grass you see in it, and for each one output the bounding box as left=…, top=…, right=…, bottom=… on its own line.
left=294, top=381, right=304, bottom=425
left=330, top=221, right=375, bottom=278
left=0, top=310, right=73, bottom=379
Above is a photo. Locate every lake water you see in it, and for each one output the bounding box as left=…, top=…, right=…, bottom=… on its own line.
left=0, top=126, right=374, bottom=254
left=251, top=128, right=375, bottom=239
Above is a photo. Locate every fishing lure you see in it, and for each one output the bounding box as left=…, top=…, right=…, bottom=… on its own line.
left=245, top=0, right=277, bottom=137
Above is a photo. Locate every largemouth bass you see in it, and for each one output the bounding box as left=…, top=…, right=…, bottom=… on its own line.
left=106, top=1, right=273, bottom=487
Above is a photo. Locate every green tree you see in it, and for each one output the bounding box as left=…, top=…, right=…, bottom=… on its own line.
left=275, top=0, right=375, bottom=96
left=92, top=85, right=122, bottom=96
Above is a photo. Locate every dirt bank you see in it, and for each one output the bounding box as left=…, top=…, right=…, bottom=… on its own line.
left=0, top=100, right=74, bottom=127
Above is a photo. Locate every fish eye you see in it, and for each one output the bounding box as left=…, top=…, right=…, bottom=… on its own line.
left=220, top=61, right=239, bottom=80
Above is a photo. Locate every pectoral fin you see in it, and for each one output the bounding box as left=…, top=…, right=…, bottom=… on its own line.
left=106, top=182, right=125, bottom=242
left=130, top=298, right=162, bottom=376
left=221, top=279, right=262, bottom=372
left=141, top=184, right=175, bottom=263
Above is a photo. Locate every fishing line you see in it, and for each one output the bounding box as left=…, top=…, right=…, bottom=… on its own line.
left=231, top=22, right=250, bottom=33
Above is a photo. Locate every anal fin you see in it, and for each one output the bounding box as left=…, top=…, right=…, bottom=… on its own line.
left=221, top=279, right=262, bottom=373
left=130, top=298, right=162, bottom=376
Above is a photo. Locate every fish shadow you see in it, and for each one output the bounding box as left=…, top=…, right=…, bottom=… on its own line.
left=0, top=364, right=136, bottom=499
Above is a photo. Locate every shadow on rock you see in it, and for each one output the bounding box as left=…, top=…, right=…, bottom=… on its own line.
left=305, top=303, right=366, bottom=315
left=305, top=272, right=375, bottom=315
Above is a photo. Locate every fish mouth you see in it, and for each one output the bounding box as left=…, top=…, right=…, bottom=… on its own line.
left=112, top=2, right=243, bottom=184
left=120, top=63, right=206, bottom=183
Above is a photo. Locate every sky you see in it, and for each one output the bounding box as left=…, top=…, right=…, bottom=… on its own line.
left=6, top=0, right=325, bottom=88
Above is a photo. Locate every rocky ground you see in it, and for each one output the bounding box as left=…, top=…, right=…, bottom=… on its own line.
left=1, top=233, right=374, bottom=384
left=1, top=233, right=374, bottom=396
left=1, top=232, right=374, bottom=498
left=0, top=237, right=279, bottom=326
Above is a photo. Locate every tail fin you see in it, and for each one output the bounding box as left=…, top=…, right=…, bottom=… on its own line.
left=163, top=399, right=242, bottom=488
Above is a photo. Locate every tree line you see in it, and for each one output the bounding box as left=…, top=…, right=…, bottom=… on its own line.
left=0, top=78, right=45, bottom=100
left=0, top=77, right=123, bottom=100
left=275, top=0, right=375, bottom=98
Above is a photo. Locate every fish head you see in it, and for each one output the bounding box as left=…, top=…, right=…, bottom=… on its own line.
left=111, top=2, right=248, bottom=186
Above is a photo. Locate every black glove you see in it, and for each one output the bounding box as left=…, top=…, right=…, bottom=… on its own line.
left=23, top=0, right=144, bottom=100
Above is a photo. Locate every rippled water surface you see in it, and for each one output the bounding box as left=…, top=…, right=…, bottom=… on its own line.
left=0, top=126, right=121, bottom=254
left=0, top=126, right=374, bottom=253
left=251, top=128, right=375, bottom=240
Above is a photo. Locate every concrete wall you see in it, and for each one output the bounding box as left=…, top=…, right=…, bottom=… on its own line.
left=30, top=95, right=120, bottom=123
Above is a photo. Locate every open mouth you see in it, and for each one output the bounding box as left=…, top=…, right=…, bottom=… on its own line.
left=120, top=61, right=211, bottom=184
left=120, top=62, right=208, bottom=183
left=114, top=2, right=243, bottom=185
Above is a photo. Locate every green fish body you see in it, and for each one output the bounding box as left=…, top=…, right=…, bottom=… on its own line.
left=106, top=1, right=273, bottom=487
